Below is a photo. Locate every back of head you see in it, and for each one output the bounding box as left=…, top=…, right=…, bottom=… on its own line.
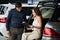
left=15, top=2, right=22, bottom=8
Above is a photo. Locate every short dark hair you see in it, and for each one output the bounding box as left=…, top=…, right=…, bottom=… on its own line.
left=15, top=2, right=22, bottom=7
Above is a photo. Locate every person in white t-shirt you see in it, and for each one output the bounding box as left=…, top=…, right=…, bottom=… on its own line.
left=21, top=7, right=42, bottom=40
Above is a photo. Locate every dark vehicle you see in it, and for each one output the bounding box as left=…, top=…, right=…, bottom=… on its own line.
left=42, top=4, right=60, bottom=40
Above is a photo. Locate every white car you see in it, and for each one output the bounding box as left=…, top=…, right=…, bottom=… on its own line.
left=0, top=3, right=15, bottom=37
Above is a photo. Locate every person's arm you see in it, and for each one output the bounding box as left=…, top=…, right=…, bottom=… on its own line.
left=22, top=10, right=26, bottom=22
left=6, top=10, right=12, bottom=31
left=27, top=27, right=32, bottom=30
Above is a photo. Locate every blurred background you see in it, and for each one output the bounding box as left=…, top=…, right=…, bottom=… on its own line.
left=0, top=0, right=60, bottom=40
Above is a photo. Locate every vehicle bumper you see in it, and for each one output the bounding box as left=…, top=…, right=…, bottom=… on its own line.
left=42, top=36, right=60, bottom=40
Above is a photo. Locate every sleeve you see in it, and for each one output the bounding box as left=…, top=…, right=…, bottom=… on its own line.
left=23, top=10, right=26, bottom=22
left=6, top=10, right=12, bottom=31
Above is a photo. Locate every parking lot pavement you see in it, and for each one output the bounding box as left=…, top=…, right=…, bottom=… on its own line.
left=0, top=36, right=8, bottom=40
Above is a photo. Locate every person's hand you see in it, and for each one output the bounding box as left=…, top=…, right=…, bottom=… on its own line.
left=27, top=28, right=32, bottom=30
left=29, top=25, right=34, bottom=28
left=6, top=31, right=10, bottom=37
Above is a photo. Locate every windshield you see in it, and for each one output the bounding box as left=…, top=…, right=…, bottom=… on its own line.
left=39, top=7, right=55, bottom=18
left=37, top=1, right=56, bottom=18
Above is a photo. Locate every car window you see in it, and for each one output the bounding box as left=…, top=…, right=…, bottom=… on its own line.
left=39, top=7, right=55, bottom=18
left=50, top=7, right=60, bottom=22
left=57, top=14, right=60, bottom=22
left=52, top=15, right=60, bottom=22
left=58, top=17, right=60, bottom=21
left=0, top=5, right=8, bottom=15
